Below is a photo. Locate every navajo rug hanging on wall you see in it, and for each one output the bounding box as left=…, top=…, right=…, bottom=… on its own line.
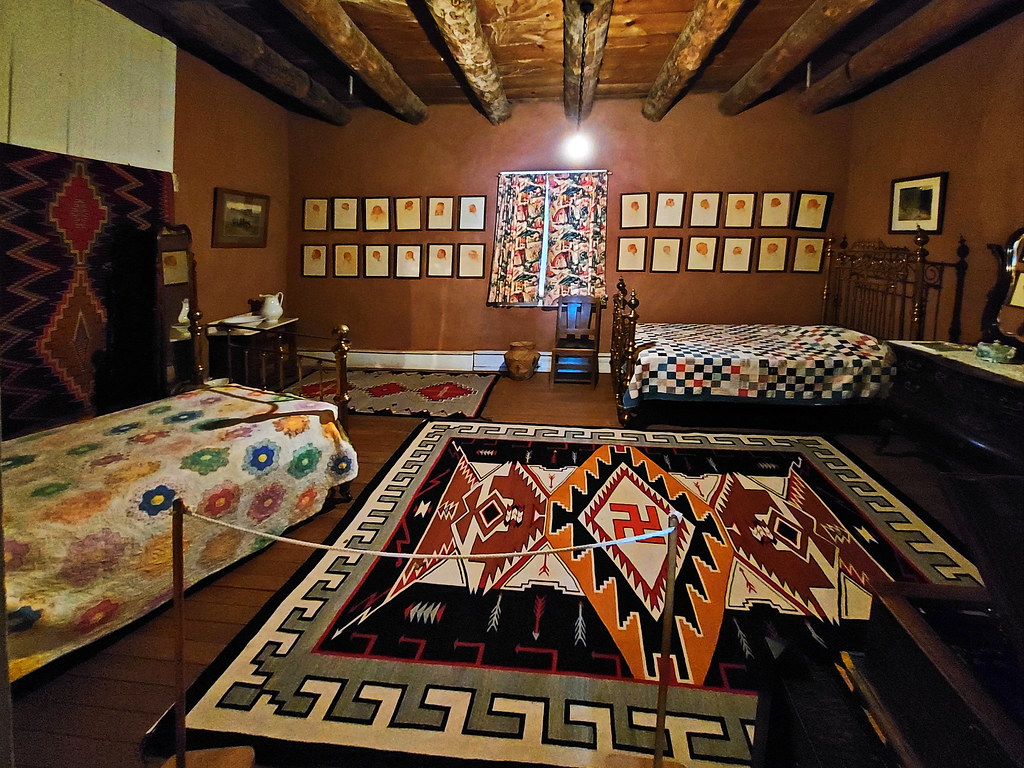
left=161, top=422, right=979, bottom=767
left=0, top=142, right=172, bottom=437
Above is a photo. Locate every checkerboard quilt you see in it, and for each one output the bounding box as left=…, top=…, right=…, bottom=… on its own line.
left=623, top=323, right=895, bottom=408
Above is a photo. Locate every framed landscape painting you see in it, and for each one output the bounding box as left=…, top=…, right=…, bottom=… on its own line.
left=889, top=172, right=948, bottom=234
left=212, top=188, right=269, bottom=247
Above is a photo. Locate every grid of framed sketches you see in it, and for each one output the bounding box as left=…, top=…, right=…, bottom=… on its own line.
left=607, top=187, right=835, bottom=274
left=299, top=193, right=489, bottom=280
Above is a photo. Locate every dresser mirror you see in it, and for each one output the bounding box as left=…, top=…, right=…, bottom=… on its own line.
left=983, top=227, right=1024, bottom=351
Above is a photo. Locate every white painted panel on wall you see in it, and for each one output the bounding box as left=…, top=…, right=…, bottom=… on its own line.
left=0, top=0, right=175, bottom=171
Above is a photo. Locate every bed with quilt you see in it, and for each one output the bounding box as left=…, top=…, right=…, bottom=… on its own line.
left=611, top=234, right=969, bottom=428
left=3, top=383, right=358, bottom=684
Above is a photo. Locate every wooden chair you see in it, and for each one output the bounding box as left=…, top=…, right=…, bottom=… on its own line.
left=550, top=295, right=601, bottom=385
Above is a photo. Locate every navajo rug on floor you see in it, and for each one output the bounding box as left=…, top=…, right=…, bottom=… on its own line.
left=295, top=369, right=498, bottom=418
left=161, top=422, right=979, bottom=767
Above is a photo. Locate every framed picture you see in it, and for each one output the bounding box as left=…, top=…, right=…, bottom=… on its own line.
left=756, top=237, right=789, bottom=272
left=212, top=188, right=270, bottom=247
left=620, top=193, right=649, bottom=229
left=333, top=244, right=359, bottom=277
left=332, top=197, right=358, bottom=230
left=428, top=196, right=455, bottom=230
left=302, top=197, right=329, bottom=231
left=364, top=244, right=391, bottom=278
left=459, top=196, right=486, bottom=231
left=617, top=237, right=646, bottom=271
left=686, top=236, right=718, bottom=271
left=889, top=172, right=948, bottom=234
left=689, top=192, right=721, bottom=228
left=161, top=248, right=189, bottom=285
left=793, top=237, right=826, bottom=272
left=723, top=193, right=756, bottom=228
left=458, top=244, right=486, bottom=278
left=759, top=192, right=792, bottom=228
left=395, top=197, right=421, bottom=231
left=425, top=244, right=454, bottom=277
left=396, top=245, right=422, bottom=278
left=301, top=244, right=328, bottom=277
left=722, top=237, right=753, bottom=272
left=792, top=191, right=833, bottom=231
left=650, top=237, right=682, bottom=273
left=364, top=197, right=390, bottom=231
left=654, top=192, right=685, bottom=228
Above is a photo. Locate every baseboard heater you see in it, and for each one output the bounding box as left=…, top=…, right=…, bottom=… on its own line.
left=298, top=349, right=611, bottom=374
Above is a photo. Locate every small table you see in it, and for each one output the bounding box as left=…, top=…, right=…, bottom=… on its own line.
left=209, top=317, right=300, bottom=390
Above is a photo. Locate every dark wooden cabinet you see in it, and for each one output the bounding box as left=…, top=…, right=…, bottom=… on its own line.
left=888, top=342, right=1024, bottom=471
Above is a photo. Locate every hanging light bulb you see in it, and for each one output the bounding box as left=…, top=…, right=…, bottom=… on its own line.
left=563, top=0, right=594, bottom=162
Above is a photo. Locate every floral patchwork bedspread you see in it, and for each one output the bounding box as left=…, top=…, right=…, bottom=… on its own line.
left=2, top=384, right=358, bottom=681
left=623, top=323, right=896, bottom=408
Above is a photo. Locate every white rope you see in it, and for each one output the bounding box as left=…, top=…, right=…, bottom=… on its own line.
left=184, top=508, right=678, bottom=561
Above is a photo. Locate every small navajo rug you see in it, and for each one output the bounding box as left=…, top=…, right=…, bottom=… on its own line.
left=154, top=422, right=978, bottom=768
left=296, top=369, right=498, bottom=418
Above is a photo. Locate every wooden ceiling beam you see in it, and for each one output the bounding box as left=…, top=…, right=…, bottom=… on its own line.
left=642, top=0, right=748, bottom=122
left=277, top=0, right=429, bottom=124
left=563, top=0, right=614, bottom=124
left=800, top=0, right=1015, bottom=113
left=140, top=1, right=351, bottom=125
left=718, top=0, right=886, bottom=116
left=423, top=0, right=511, bottom=125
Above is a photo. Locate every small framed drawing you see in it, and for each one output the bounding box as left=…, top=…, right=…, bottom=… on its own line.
left=617, top=237, right=646, bottom=271
left=724, top=193, right=756, bottom=228
left=426, top=244, right=455, bottom=277
left=458, top=244, right=486, bottom=278
left=395, top=197, right=421, bottom=231
left=722, top=237, right=753, bottom=272
left=689, top=192, right=721, bottom=227
left=759, top=192, right=792, bottom=228
left=333, top=244, right=359, bottom=277
left=428, top=196, right=455, bottom=230
left=302, top=197, right=329, bottom=231
left=459, top=196, right=486, bottom=231
left=332, top=197, right=358, bottom=230
left=302, top=244, right=328, bottom=277
left=620, top=193, right=649, bottom=229
left=364, top=244, right=391, bottom=278
left=686, top=236, right=718, bottom=271
left=654, top=192, right=685, bottom=228
left=212, top=188, right=270, bottom=247
left=651, top=237, right=682, bottom=273
left=396, top=245, right=422, bottom=279
left=889, top=172, right=948, bottom=234
left=364, top=197, right=390, bottom=231
left=161, top=248, right=189, bottom=285
left=792, top=191, right=833, bottom=231
left=756, top=237, right=789, bottom=272
left=793, top=237, right=826, bottom=272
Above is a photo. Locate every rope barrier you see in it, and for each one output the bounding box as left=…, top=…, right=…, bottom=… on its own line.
left=183, top=508, right=678, bottom=561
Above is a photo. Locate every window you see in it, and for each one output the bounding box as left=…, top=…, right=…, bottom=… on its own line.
left=487, top=170, right=608, bottom=306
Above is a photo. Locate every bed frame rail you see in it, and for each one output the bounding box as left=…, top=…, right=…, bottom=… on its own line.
left=822, top=231, right=969, bottom=342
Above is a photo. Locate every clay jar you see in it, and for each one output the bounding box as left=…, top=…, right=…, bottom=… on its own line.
left=504, top=341, right=540, bottom=380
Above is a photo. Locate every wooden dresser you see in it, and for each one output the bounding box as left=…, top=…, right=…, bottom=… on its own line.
left=887, top=341, right=1024, bottom=471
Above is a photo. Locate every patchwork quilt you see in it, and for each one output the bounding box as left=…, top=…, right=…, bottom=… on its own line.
left=623, top=323, right=896, bottom=408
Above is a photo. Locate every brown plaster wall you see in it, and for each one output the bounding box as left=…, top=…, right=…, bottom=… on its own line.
left=843, top=13, right=1024, bottom=343
left=172, top=52, right=291, bottom=323
left=286, top=96, right=852, bottom=353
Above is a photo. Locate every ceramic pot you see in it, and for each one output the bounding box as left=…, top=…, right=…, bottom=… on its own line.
left=259, top=292, right=284, bottom=322
left=504, top=341, right=540, bottom=381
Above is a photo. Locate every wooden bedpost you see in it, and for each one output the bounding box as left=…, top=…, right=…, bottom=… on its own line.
left=186, top=249, right=206, bottom=385
left=948, top=236, right=969, bottom=343
left=331, top=324, right=351, bottom=433
left=910, top=229, right=930, bottom=341
left=821, top=237, right=835, bottom=323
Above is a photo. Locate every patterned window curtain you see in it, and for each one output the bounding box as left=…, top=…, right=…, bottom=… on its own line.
left=488, top=170, right=608, bottom=306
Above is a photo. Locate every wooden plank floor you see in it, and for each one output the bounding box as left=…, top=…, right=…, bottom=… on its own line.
left=8, top=373, right=965, bottom=767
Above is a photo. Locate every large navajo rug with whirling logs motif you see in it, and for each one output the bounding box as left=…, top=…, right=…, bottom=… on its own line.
left=294, top=368, right=498, bottom=418
left=157, top=421, right=979, bottom=767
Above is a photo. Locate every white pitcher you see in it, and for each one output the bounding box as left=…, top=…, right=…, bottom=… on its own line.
left=259, top=292, right=284, bottom=322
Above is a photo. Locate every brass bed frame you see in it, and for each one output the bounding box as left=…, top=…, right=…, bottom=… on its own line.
left=610, top=232, right=969, bottom=428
